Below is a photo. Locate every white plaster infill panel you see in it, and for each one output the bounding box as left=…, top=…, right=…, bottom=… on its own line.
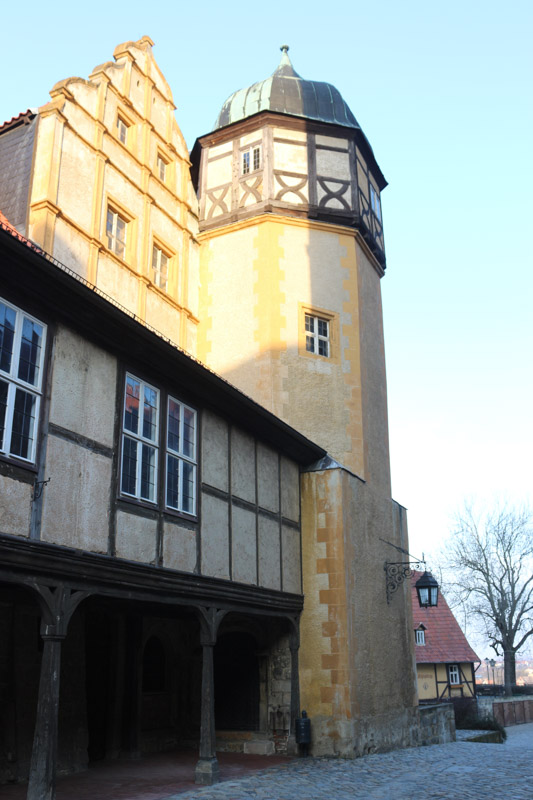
left=281, top=525, right=301, bottom=594
left=316, top=149, right=350, bottom=183
left=115, top=509, right=157, bottom=564
left=315, top=135, right=349, bottom=149
left=201, top=411, right=229, bottom=492
left=231, top=429, right=256, bottom=505
left=258, top=516, right=281, bottom=590
left=273, top=141, right=308, bottom=173
left=280, top=456, right=300, bottom=522
left=162, top=521, right=197, bottom=573
left=257, top=443, right=279, bottom=513
left=231, top=504, right=257, bottom=585
left=200, top=492, right=229, bottom=579
left=207, top=155, right=232, bottom=189
left=0, top=475, right=32, bottom=537
left=41, top=435, right=111, bottom=553
left=49, top=326, right=117, bottom=448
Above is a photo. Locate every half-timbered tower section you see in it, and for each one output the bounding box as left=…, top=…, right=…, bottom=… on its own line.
left=0, top=218, right=324, bottom=795
left=0, top=37, right=199, bottom=353
left=192, top=48, right=419, bottom=756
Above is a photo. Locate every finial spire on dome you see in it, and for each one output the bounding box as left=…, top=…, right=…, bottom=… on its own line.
left=276, top=44, right=300, bottom=78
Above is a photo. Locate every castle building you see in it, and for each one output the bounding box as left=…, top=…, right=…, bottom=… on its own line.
left=191, top=45, right=417, bottom=754
left=0, top=38, right=422, bottom=798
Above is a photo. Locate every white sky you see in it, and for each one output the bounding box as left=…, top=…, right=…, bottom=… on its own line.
left=2, top=0, right=532, bottom=654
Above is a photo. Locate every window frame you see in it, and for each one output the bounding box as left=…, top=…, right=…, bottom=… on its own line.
left=119, top=371, right=198, bottom=518
left=305, top=313, right=330, bottom=358
left=0, top=298, right=47, bottom=465
left=165, top=395, right=197, bottom=516
left=241, top=144, right=262, bottom=176
left=156, top=153, right=168, bottom=183
left=415, top=628, right=426, bottom=646
left=298, top=304, right=339, bottom=364
left=448, top=664, right=461, bottom=685
left=120, top=374, right=160, bottom=504
left=370, top=184, right=382, bottom=221
left=116, top=114, right=129, bottom=145
left=104, top=199, right=135, bottom=266
left=106, top=206, right=128, bottom=260
left=151, top=243, right=170, bottom=292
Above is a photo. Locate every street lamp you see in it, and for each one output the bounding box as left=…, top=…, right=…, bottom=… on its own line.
left=490, top=658, right=496, bottom=687
left=485, top=657, right=490, bottom=684
left=415, top=572, right=439, bottom=607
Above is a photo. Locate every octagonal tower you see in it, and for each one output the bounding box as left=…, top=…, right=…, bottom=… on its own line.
left=191, top=48, right=418, bottom=757
left=192, top=46, right=389, bottom=484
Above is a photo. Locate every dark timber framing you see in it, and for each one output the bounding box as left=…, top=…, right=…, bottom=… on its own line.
left=191, top=110, right=387, bottom=270
left=0, top=221, right=324, bottom=797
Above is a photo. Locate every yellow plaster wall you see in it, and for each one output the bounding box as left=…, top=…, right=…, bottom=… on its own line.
left=300, top=469, right=351, bottom=735
left=26, top=37, right=199, bottom=354
left=356, top=240, right=392, bottom=494
left=416, top=663, right=476, bottom=701
left=300, top=468, right=418, bottom=755
left=197, top=215, right=392, bottom=478
left=417, top=666, right=438, bottom=700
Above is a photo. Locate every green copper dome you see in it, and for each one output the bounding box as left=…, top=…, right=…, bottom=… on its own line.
left=214, top=46, right=361, bottom=131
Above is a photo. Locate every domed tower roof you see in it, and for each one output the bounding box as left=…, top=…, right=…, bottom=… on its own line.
left=214, top=46, right=361, bottom=131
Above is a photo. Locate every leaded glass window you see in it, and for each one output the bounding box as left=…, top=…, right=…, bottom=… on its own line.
left=0, top=299, right=45, bottom=463
left=120, top=374, right=197, bottom=516
left=121, top=374, right=159, bottom=503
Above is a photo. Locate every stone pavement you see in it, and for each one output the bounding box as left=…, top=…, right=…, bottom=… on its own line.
left=166, top=723, right=533, bottom=800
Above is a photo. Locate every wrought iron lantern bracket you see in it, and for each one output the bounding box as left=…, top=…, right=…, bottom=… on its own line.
left=384, top=559, right=425, bottom=605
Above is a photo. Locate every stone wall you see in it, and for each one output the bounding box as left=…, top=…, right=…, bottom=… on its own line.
left=417, top=704, right=456, bottom=746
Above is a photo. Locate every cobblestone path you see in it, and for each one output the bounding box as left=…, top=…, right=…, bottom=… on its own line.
left=167, top=723, right=533, bottom=800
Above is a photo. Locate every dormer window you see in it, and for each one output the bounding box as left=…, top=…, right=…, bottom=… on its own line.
left=242, top=146, right=261, bottom=175
left=415, top=627, right=426, bottom=646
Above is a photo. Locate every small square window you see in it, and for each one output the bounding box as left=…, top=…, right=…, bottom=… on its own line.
left=152, top=245, right=169, bottom=292
left=157, top=154, right=167, bottom=182
left=305, top=313, right=329, bottom=358
left=242, top=145, right=261, bottom=175
left=117, top=115, right=129, bottom=145
left=106, top=207, right=128, bottom=259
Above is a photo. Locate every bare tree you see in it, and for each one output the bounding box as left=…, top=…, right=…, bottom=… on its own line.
left=444, top=505, right=533, bottom=696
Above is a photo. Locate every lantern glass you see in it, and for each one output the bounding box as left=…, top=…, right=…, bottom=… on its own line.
left=415, top=572, right=439, bottom=607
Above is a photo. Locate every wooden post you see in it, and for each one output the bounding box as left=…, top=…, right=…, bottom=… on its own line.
left=26, top=583, right=89, bottom=800
left=287, top=626, right=300, bottom=756
left=27, top=635, right=63, bottom=800
left=195, top=638, right=219, bottom=785
left=194, top=607, right=226, bottom=785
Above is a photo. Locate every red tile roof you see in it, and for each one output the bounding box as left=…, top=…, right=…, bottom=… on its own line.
left=0, top=210, right=43, bottom=254
left=411, top=571, right=480, bottom=664
left=0, top=109, right=36, bottom=132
